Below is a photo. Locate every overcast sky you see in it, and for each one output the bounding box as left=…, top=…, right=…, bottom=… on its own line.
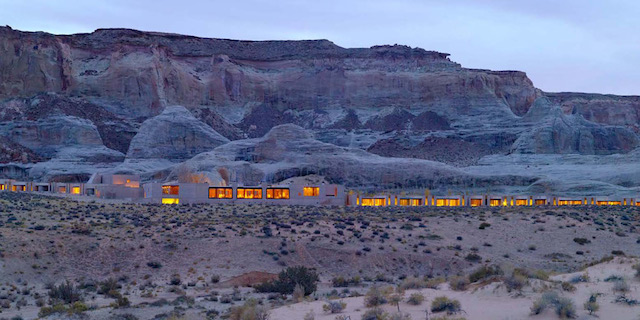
left=1, top=0, right=638, bottom=95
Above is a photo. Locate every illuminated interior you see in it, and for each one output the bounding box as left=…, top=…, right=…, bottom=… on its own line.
left=58, top=186, right=66, bottom=193
left=266, top=188, right=290, bottom=199
left=0, top=185, right=4, bottom=191
left=361, top=198, right=386, bottom=206
left=162, top=185, right=180, bottom=195
left=162, top=198, right=179, bottom=204
left=515, top=199, right=528, bottom=206
left=535, top=199, right=547, bottom=205
left=399, top=198, right=421, bottom=206
left=596, top=201, right=621, bottom=206
left=71, top=187, right=81, bottom=194
left=489, top=199, right=501, bottom=207
left=558, top=200, right=582, bottom=206
left=470, top=199, right=483, bottom=207
left=237, top=188, right=262, bottom=199
left=436, top=199, right=460, bottom=206
left=303, top=187, right=320, bottom=197
left=209, top=187, right=233, bottom=199
left=14, top=185, right=26, bottom=192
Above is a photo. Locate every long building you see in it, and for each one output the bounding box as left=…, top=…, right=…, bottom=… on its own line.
left=0, top=175, right=639, bottom=207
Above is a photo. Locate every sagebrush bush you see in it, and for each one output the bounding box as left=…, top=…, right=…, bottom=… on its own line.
left=397, top=277, right=426, bottom=290
left=361, top=307, right=389, bottom=320
left=448, top=276, right=469, bottom=291
left=530, top=291, right=576, bottom=318
left=431, top=296, right=461, bottom=314
left=407, top=292, right=424, bottom=305
left=254, top=266, right=318, bottom=295
left=613, top=279, right=630, bottom=293
left=468, top=265, right=503, bottom=283
left=48, top=281, right=82, bottom=304
left=228, top=299, right=269, bottom=320
left=584, top=294, right=599, bottom=315
left=364, top=286, right=392, bottom=307
left=389, top=312, right=412, bottom=320
left=322, top=300, right=346, bottom=313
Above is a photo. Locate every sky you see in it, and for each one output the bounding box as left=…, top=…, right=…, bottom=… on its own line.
left=1, top=0, right=639, bottom=95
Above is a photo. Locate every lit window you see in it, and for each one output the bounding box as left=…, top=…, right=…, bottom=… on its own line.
left=266, top=188, right=290, bottom=199
left=515, top=199, right=528, bottom=206
left=237, top=188, right=262, bottom=199
left=303, top=187, right=319, bottom=197
left=489, top=199, right=500, bottom=207
left=209, top=187, right=233, bottom=199
left=162, top=185, right=179, bottom=195
left=59, top=186, right=67, bottom=193
left=71, top=187, right=81, bottom=194
left=470, top=199, right=483, bottom=207
left=0, top=185, right=4, bottom=191
left=399, top=199, right=409, bottom=206
left=162, top=198, right=179, bottom=204
left=126, top=179, right=131, bottom=183
left=362, top=198, right=386, bottom=206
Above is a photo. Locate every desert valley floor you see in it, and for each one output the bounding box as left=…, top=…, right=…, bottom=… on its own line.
left=1, top=192, right=640, bottom=319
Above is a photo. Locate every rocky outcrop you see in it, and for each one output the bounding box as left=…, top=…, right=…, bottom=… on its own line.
left=126, top=106, right=229, bottom=159
left=546, top=92, right=640, bottom=133
left=513, top=98, right=639, bottom=154
left=174, top=124, right=481, bottom=189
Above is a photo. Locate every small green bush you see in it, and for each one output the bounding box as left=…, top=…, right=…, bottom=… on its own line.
left=364, top=286, right=392, bottom=307
left=361, top=307, right=389, bottom=320
left=431, top=296, right=461, bottom=314
left=254, top=266, right=318, bottom=295
left=468, top=265, right=503, bottom=283
left=322, top=300, right=346, bottom=313
left=407, top=292, right=424, bottom=305
left=448, top=276, right=469, bottom=291
left=584, top=294, right=599, bottom=315
left=48, top=281, right=82, bottom=304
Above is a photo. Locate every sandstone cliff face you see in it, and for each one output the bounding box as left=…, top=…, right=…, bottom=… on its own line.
left=0, top=26, right=638, bottom=193
left=126, top=106, right=229, bottom=160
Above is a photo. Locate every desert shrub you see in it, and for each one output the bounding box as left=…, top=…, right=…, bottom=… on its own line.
left=431, top=296, right=461, bottom=314
left=468, top=265, right=503, bottom=283
left=303, top=310, right=315, bottom=320
left=398, top=277, right=426, bottom=290
left=425, top=277, right=445, bottom=289
left=448, top=276, right=469, bottom=291
left=555, top=297, right=576, bottom=318
left=364, top=285, right=393, bottom=307
left=48, top=281, right=82, bottom=304
left=464, top=253, right=482, bottom=263
left=513, top=268, right=549, bottom=281
left=561, top=282, right=576, bottom=292
left=228, top=299, right=269, bottom=320
left=292, top=284, right=306, bottom=303
left=254, top=266, right=318, bottom=295
left=478, top=222, right=491, bottom=229
left=38, top=302, right=88, bottom=317
left=504, top=273, right=527, bottom=292
left=407, top=292, right=424, bottom=305
left=147, top=261, right=162, bottom=269
left=322, top=300, right=346, bottom=314
left=573, top=238, right=591, bottom=245
left=633, top=264, right=640, bottom=278
left=335, top=316, right=349, bottom=320
left=530, top=292, right=575, bottom=318
left=389, top=312, right=412, bottom=320
left=361, top=307, right=389, bottom=320
left=332, top=276, right=362, bottom=287
left=604, top=275, right=623, bottom=282
left=613, top=279, right=630, bottom=293
left=98, top=278, right=121, bottom=298
left=568, top=273, right=589, bottom=284
left=584, top=294, right=599, bottom=315
left=211, top=274, right=221, bottom=283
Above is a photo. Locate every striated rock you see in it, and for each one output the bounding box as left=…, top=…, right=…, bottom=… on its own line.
left=513, top=98, right=639, bottom=155
left=173, top=124, right=528, bottom=190
left=126, top=106, right=229, bottom=159
left=546, top=92, right=640, bottom=133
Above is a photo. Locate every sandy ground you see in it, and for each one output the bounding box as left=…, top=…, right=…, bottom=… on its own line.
left=1, top=192, right=639, bottom=319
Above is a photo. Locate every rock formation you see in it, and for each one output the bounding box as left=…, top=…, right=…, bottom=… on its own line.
left=126, top=106, right=229, bottom=160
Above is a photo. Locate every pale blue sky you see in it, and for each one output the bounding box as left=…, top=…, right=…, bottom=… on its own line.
left=1, top=0, right=638, bottom=95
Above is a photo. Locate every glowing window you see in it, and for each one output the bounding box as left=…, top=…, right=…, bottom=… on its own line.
left=162, top=198, right=179, bottom=204
left=303, top=187, right=320, bottom=197
left=237, top=188, right=262, bottom=199
left=515, top=199, right=528, bottom=206
left=399, top=199, right=410, bottom=206
left=0, top=185, right=4, bottom=191
left=209, top=187, right=233, bottom=199
left=162, top=185, right=179, bottom=195
left=399, top=198, right=421, bottom=206
left=535, top=199, right=546, bottom=205
left=596, top=201, right=621, bottom=206
left=361, top=198, right=385, bottom=206
left=489, top=199, right=501, bottom=207
left=71, top=187, right=81, bottom=194
left=470, top=199, right=483, bottom=207
left=58, top=186, right=66, bottom=193
left=558, top=200, right=582, bottom=206
left=266, top=188, right=290, bottom=199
